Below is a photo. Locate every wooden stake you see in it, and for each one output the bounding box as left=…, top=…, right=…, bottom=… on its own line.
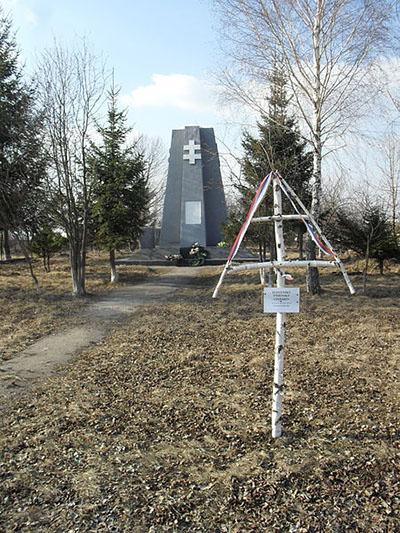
left=212, top=263, right=229, bottom=299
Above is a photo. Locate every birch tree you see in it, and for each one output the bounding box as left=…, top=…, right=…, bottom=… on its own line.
left=213, top=0, right=396, bottom=293
left=37, top=41, right=106, bottom=296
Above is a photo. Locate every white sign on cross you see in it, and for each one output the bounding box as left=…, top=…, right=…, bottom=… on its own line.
left=183, top=139, right=201, bottom=165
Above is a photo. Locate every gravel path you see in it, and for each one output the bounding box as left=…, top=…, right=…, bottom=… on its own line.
left=0, top=267, right=201, bottom=401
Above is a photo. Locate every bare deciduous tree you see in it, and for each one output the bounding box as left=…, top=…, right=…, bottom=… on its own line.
left=378, top=130, right=400, bottom=232
left=136, top=135, right=167, bottom=227
left=213, top=0, right=396, bottom=293
left=37, top=40, right=106, bottom=296
left=0, top=229, right=11, bottom=260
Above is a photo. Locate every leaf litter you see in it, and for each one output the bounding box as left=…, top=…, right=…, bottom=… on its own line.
left=0, top=264, right=400, bottom=531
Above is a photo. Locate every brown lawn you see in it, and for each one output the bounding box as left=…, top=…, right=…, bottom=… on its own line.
left=0, top=253, right=163, bottom=360
left=0, top=257, right=399, bottom=531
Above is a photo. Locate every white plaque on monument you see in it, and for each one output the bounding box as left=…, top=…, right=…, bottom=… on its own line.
left=263, top=288, right=300, bottom=313
left=185, top=201, right=202, bottom=225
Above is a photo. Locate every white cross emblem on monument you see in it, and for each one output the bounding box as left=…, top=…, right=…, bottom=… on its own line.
left=183, top=139, right=201, bottom=165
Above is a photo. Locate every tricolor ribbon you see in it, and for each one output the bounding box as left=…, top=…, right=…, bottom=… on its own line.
left=277, top=176, right=336, bottom=258
left=227, top=172, right=273, bottom=263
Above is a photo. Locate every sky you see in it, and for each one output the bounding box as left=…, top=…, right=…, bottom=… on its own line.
left=3, top=0, right=242, bottom=165
left=3, top=0, right=400, bottom=195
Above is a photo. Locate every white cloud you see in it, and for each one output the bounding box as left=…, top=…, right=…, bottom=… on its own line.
left=122, top=73, right=219, bottom=114
left=2, top=0, right=37, bottom=26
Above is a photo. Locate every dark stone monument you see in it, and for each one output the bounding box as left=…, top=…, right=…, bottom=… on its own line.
left=117, top=125, right=256, bottom=265
left=140, top=226, right=160, bottom=249
left=159, top=125, right=227, bottom=248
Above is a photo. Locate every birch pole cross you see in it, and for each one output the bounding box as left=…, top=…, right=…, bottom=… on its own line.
left=272, top=178, right=285, bottom=438
left=213, top=171, right=355, bottom=438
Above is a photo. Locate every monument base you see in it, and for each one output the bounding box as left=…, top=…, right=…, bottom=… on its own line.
left=116, top=246, right=258, bottom=266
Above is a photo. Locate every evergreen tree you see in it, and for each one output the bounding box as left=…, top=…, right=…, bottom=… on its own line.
left=30, top=226, right=67, bottom=272
left=224, top=66, right=312, bottom=266
left=330, top=201, right=400, bottom=291
left=0, top=8, right=47, bottom=286
left=90, top=85, right=149, bottom=282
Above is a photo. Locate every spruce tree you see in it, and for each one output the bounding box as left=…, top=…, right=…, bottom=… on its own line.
left=330, top=201, right=400, bottom=291
left=90, top=85, right=149, bottom=282
left=225, top=66, right=312, bottom=264
left=0, top=9, right=46, bottom=286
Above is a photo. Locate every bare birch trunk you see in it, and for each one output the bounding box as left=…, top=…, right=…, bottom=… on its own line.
left=306, top=141, right=322, bottom=294
left=70, top=245, right=86, bottom=297
left=362, top=237, right=370, bottom=293
left=26, top=258, right=40, bottom=292
left=306, top=236, right=321, bottom=294
left=80, top=221, right=87, bottom=294
left=272, top=178, right=286, bottom=438
left=268, top=268, right=274, bottom=288
left=305, top=0, right=323, bottom=295
left=13, top=233, right=40, bottom=291
left=3, top=229, right=11, bottom=260
left=110, top=249, right=119, bottom=283
left=298, top=230, right=304, bottom=260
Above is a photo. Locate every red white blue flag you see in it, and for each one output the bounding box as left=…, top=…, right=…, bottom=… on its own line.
left=227, top=172, right=273, bottom=263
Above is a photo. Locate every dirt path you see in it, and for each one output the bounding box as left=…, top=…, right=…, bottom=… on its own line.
left=0, top=267, right=201, bottom=401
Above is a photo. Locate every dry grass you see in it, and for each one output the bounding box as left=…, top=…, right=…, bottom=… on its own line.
left=0, top=252, right=165, bottom=360
left=0, top=260, right=400, bottom=531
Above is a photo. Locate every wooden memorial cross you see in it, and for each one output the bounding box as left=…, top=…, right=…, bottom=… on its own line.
left=213, top=171, right=355, bottom=438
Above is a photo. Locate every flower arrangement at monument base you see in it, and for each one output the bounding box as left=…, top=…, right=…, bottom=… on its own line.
left=165, top=253, right=182, bottom=264
left=188, top=242, right=209, bottom=266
